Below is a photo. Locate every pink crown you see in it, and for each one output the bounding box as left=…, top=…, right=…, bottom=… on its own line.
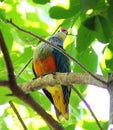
left=61, top=28, right=68, bottom=35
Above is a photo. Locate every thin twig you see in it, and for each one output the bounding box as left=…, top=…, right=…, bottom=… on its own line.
left=0, top=80, right=9, bottom=86
left=16, top=57, right=33, bottom=79
left=71, top=86, right=103, bottom=130
left=9, top=101, right=28, bottom=130
left=52, top=23, right=62, bottom=35
left=7, top=19, right=107, bottom=85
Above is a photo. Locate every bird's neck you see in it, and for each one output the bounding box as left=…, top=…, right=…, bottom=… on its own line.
left=48, top=36, right=64, bottom=47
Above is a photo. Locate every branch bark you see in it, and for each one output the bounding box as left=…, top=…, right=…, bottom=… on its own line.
left=18, top=72, right=107, bottom=94
left=0, top=73, right=107, bottom=93
left=0, top=80, right=9, bottom=86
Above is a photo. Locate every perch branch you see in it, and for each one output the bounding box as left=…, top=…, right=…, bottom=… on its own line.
left=18, top=72, right=107, bottom=94
left=0, top=73, right=107, bottom=91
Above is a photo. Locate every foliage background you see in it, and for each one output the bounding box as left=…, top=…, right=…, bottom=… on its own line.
left=0, top=0, right=112, bottom=129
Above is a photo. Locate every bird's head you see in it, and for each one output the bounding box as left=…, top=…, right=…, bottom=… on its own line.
left=53, top=28, right=68, bottom=41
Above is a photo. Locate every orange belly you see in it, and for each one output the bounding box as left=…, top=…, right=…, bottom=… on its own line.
left=33, top=56, right=57, bottom=77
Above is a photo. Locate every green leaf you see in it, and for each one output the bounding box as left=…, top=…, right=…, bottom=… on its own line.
left=66, top=41, right=76, bottom=54
left=82, top=120, right=108, bottom=130
left=76, top=25, right=95, bottom=53
left=49, top=0, right=80, bottom=19
left=62, top=16, right=77, bottom=29
left=0, top=96, right=15, bottom=105
left=107, top=0, right=113, bottom=4
left=70, top=90, right=82, bottom=121
left=0, top=9, right=6, bottom=23
left=107, top=1, right=113, bottom=26
left=74, top=47, right=98, bottom=73
left=0, top=87, right=14, bottom=104
left=82, top=120, right=101, bottom=130
left=0, top=23, right=13, bottom=51
left=39, top=126, right=50, bottom=130
left=0, top=119, right=8, bottom=130
left=100, top=44, right=113, bottom=76
left=32, top=0, right=50, bottom=4
left=49, top=7, right=70, bottom=19
left=31, top=91, right=51, bottom=110
left=65, top=124, right=75, bottom=130
left=0, top=87, right=12, bottom=96
left=95, top=15, right=112, bottom=43
left=83, top=16, right=95, bottom=30
left=80, top=0, right=107, bottom=14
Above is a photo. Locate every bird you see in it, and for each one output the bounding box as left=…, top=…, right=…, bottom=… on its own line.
left=32, top=28, right=71, bottom=121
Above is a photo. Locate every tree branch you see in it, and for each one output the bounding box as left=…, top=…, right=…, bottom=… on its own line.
left=9, top=101, right=28, bottom=130
left=0, top=80, right=9, bottom=86
left=16, top=57, right=33, bottom=79
left=71, top=85, right=103, bottom=130
left=1, top=72, right=106, bottom=93
left=18, top=72, right=107, bottom=94
left=0, top=30, right=64, bottom=130
left=108, top=73, right=113, bottom=129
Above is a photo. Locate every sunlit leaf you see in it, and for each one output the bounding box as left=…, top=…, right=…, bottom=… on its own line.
left=74, top=47, right=98, bottom=73
left=0, top=87, right=15, bottom=104
left=0, top=9, right=6, bottom=22
left=49, top=0, right=80, bottom=19
left=31, top=91, right=51, bottom=110
left=0, top=23, right=13, bottom=51
left=0, top=87, right=12, bottom=96
left=65, top=124, right=75, bottom=130
left=82, top=120, right=108, bottom=130
left=100, top=44, right=113, bottom=76
left=0, top=119, right=8, bottom=130
left=49, top=6, right=70, bottom=19
left=62, top=16, right=77, bottom=29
